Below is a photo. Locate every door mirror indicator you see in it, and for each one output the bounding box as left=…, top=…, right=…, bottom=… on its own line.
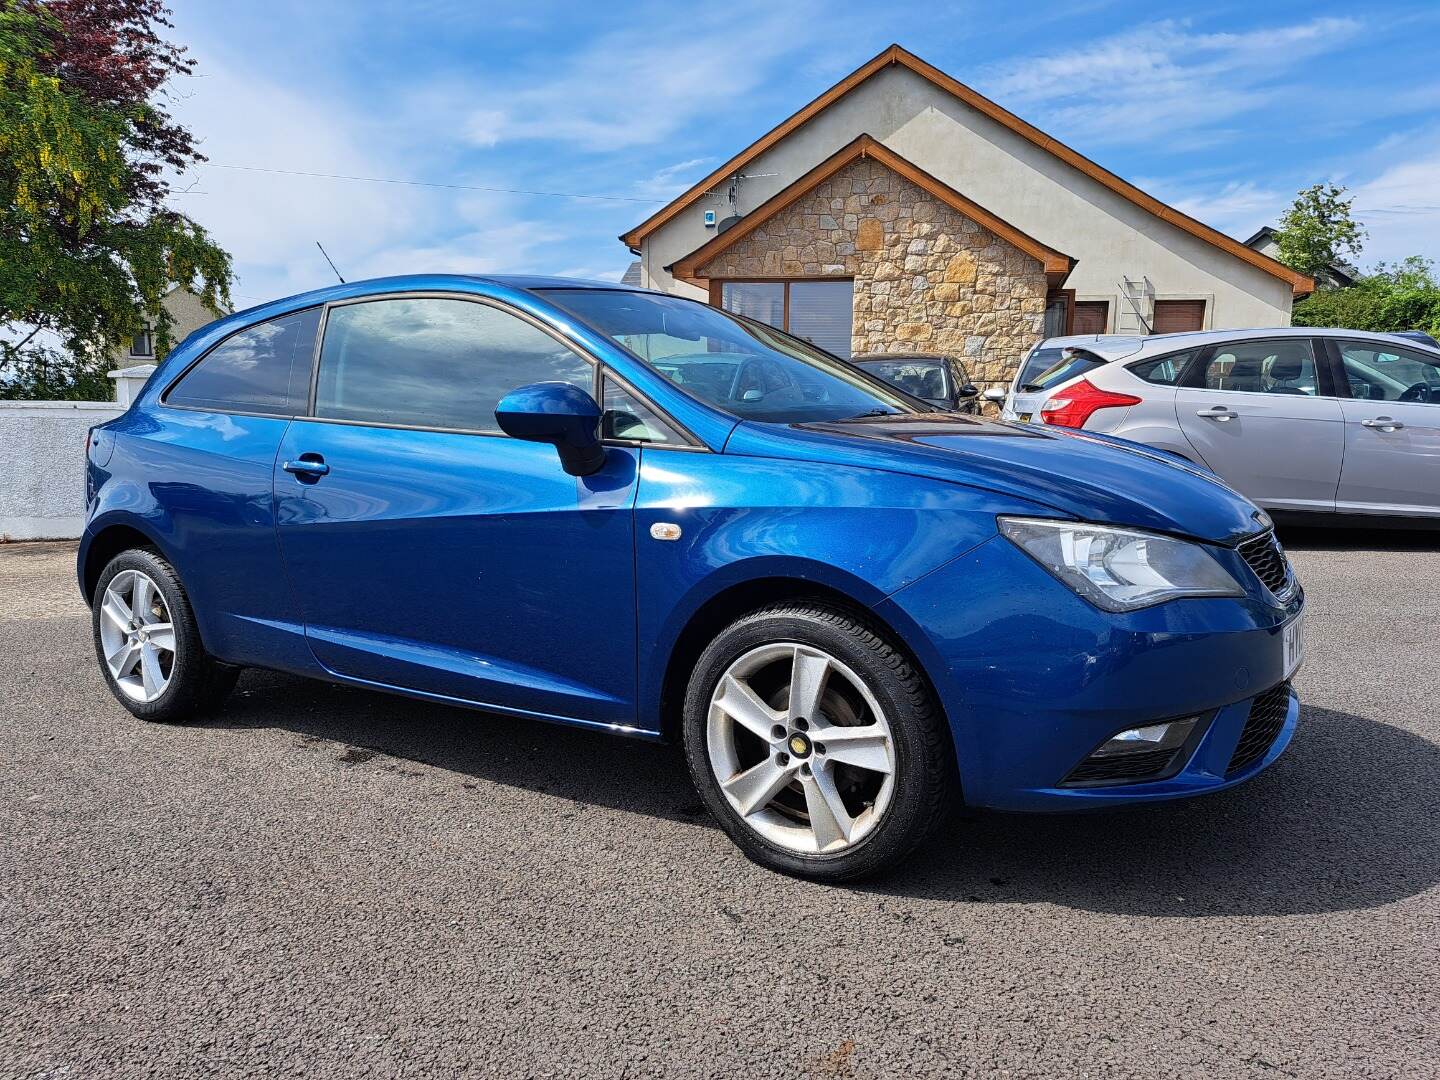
left=495, top=382, right=606, bottom=476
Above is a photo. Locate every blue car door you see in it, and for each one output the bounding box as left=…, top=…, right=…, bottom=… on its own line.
left=272, top=293, right=641, bottom=728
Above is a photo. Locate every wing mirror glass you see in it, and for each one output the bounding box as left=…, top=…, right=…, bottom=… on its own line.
left=495, top=382, right=605, bottom=476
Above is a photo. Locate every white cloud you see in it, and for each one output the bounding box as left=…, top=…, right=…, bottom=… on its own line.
left=631, top=157, right=715, bottom=201
left=163, top=52, right=583, bottom=304
left=980, top=17, right=1361, bottom=147
left=1349, top=139, right=1440, bottom=268
left=1163, top=180, right=1291, bottom=238
left=460, top=2, right=816, bottom=150
left=1147, top=133, right=1440, bottom=270
left=166, top=53, right=432, bottom=303
left=350, top=218, right=567, bottom=281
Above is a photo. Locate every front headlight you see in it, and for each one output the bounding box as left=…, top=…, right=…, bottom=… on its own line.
left=998, top=517, right=1244, bottom=612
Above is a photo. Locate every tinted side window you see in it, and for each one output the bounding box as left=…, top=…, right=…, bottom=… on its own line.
left=1129, top=349, right=1197, bottom=386
left=1337, top=341, right=1440, bottom=403
left=167, top=308, right=319, bottom=416
left=1200, top=340, right=1318, bottom=395
left=602, top=376, right=681, bottom=444
left=314, top=298, right=593, bottom=431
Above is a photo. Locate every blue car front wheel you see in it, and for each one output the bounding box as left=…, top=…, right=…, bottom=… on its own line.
left=682, top=602, right=956, bottom=881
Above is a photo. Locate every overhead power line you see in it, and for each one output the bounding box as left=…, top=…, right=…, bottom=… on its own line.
left=199, top=163, right=664, bottom=204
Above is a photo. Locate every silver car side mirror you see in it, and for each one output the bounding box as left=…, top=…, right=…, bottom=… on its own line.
left=983, top=388, right=1008, bottom=403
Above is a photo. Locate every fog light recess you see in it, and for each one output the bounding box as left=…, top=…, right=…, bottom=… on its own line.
left=1063, top=716, right=1201, bottom=786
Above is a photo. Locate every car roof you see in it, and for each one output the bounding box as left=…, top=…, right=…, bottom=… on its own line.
left=853, top=353, right=952, bottom=362
left=1083, top=325, right=1440, bottom=363
left=1033, top=334, right=1142, bottom=351
left=224, top=273, right=650, bottom=323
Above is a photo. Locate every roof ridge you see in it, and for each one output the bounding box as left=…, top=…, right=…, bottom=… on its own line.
left=620, top=44, right=1313, bottom=297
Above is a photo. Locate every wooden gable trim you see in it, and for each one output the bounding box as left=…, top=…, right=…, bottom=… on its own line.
left=669, top=134, right=1075, bottom=288
left=622, top=44, right=1313, bottom=297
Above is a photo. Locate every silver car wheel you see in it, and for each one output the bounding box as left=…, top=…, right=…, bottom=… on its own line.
left=98, top=569, right=176, bottom=703
left=706, top=642, right=896, bottom=855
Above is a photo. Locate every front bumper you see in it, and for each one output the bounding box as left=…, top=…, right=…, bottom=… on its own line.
left=1000, top=682, right=1299, bottom=811
left=875, top=533, right=1303, bottom=812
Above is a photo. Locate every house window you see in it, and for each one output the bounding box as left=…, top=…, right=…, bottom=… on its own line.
left=719, top=280, right=854, bottom=359
left=130, top=327, right=155, bottom=358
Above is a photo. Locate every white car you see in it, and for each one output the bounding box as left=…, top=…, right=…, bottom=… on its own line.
left=987, top=329, right=1440, bottom=524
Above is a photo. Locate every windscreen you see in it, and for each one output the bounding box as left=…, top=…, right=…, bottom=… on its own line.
left=856, top=359, right=950, bottom=401
left=540, top=289, right=917, bottom=424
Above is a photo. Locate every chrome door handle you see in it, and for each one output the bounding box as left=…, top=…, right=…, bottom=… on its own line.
left=283, top=456, right=330, bottom=479
left=1197, top=406, right=1239, bottom=421
left=1361, top=416, right=1404, bottom=431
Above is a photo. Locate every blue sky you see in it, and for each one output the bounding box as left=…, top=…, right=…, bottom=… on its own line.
left=166, top=0, right=1440, bottom=306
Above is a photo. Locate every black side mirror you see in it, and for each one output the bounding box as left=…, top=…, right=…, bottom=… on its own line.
left=495, top=382, right=605, bottom=476
left=955, top=383, right=979, bottom=400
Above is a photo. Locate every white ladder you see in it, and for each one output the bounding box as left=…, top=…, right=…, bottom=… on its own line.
left=1116, top=276, right=1154, bottom=334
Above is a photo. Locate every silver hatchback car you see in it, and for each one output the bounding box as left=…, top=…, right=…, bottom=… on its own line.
left=997, top=328, right=1440, bottom=523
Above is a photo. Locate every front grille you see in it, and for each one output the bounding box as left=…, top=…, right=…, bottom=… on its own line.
left=1237, top=529, right=1294, bottom=599
left=1227, top=681, right=1292, bottom=775
left=1063, top=747, right=1178, bottom=786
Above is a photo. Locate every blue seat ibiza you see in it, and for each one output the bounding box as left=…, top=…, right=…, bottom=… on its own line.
left=81, top=276, right=1304, bottom=880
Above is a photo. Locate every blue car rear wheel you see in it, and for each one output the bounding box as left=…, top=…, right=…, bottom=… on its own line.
left=91, top=548, right=239, bottom=724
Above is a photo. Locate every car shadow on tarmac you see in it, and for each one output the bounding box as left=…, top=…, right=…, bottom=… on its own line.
left=215, top=670, right=1439, bottom=918
left=875, top=704, right=1440, bottom=917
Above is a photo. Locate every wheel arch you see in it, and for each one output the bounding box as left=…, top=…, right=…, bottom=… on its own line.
left=655, top=575, right=953, bottom=754
left=80, top=517, right=170, bottom=602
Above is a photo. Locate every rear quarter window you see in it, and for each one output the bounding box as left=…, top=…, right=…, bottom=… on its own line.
left=166, top=308, right=320, bottom=416
left=1128, top=350, right=1199, bottom=386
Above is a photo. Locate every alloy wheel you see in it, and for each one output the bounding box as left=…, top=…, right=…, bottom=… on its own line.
left=98, top=569, right=176, bottom=703
left=706, top=642, right=896, bottom=854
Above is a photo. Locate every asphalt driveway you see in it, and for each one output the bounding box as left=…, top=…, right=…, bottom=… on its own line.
left=1, top=533, right=1437, bottom=1078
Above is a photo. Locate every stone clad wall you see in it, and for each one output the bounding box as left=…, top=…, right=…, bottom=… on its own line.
left=697, top=157, right=1048, bottom=384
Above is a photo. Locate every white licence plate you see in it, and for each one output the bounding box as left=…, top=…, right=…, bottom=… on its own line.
left=1282, top=612, right=1305, bottom=678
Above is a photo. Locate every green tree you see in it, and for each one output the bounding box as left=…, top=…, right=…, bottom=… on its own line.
left=1272, top=183, right=1366, bottom=280
left=0, top=0, right=232, bottom=400
left=1293, top=257, right=1440, bottom=337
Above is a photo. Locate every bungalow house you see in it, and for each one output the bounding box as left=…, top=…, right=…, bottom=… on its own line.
left=620, top=45, right=1313, bottom=386
left=109, top=285, right=226, bottom=368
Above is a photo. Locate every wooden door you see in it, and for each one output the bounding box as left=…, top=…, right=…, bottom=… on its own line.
left=1152, top=299, right=1206, bottom=333
left=1072, top=301, right=1109, bottom=335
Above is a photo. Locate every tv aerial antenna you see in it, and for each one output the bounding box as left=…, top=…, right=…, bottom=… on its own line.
left=703, top=171, right=779, bottom=225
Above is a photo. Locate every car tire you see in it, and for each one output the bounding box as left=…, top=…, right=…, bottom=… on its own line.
left=91, top=548, right=239, bottom=724
left=682, top=601, right=955, bottom=881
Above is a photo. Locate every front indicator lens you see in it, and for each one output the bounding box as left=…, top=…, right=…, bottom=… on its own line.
left=1093, top=717, right=1199, bottom=758
left=999, top=517, right=1245, bottom=612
